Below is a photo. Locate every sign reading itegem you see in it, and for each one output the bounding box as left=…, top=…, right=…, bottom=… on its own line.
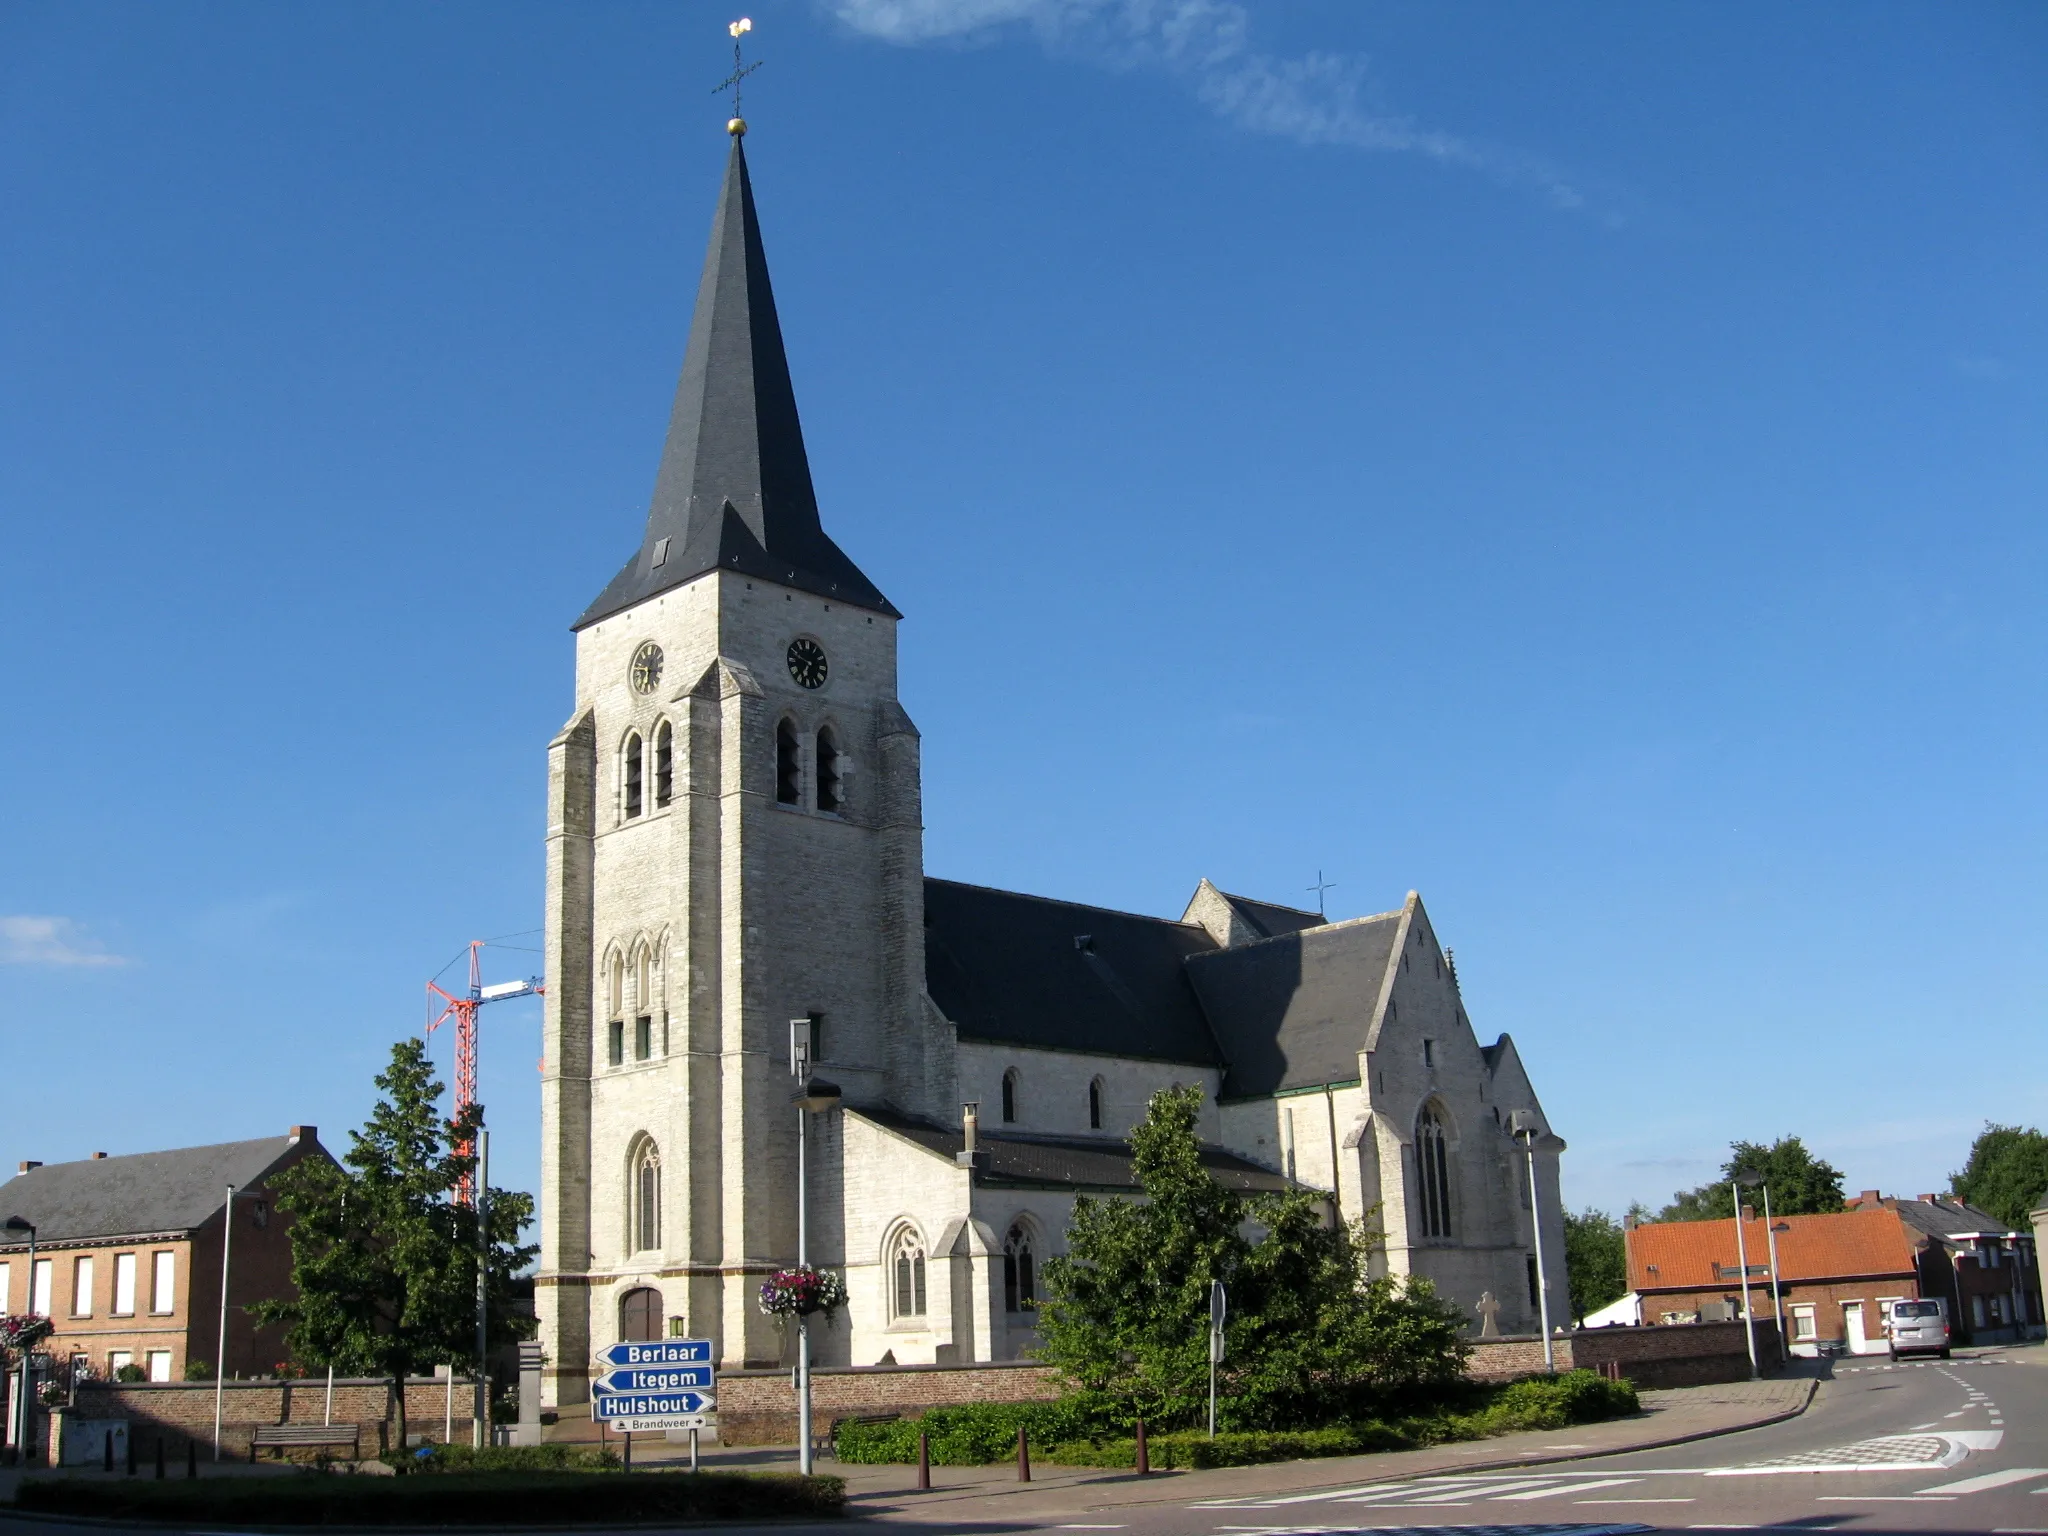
left=595, top=1338, right=713, bottom=1368
left=594, top=1365, right=714, bottom=1395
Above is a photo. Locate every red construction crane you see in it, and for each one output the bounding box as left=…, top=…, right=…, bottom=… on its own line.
left=427, top=941, right=544, bottom=1205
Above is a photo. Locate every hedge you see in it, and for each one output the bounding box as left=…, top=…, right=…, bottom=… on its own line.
left=13, top=1469, right=846, bottom=1525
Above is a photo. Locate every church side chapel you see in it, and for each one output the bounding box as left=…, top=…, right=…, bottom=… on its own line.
left=536, top=128, right=1568, bottom=1402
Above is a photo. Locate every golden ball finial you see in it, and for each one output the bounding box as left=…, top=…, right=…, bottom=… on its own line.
left=728, top=116, right=747, bottom=137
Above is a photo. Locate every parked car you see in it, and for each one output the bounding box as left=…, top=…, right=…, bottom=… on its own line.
left=1889, top=1298, right=1951, bottom=1359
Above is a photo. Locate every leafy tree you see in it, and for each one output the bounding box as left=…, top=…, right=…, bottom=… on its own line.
left=1562, top=1208, right=1628, bottom=1322
left=1036, top=1085, right=1467, bottom=1430
left=1657, top=1137, right=1845, bottom=1222
left=1950, top=1124, right=2048, bottom=1229
left=253, top=1039, right=537, bottom=1449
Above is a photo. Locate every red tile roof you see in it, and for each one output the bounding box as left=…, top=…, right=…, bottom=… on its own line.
left=1628, top=1207, right=1916, bottom=1292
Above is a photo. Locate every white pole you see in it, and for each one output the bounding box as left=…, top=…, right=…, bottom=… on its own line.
left=1733, top=1183, right=1759, bottom=1379
left=1762, top=1184, right=1785, bottom=1359
left=476, top=1127, right=490, bottom=1450
left=324, top=1364, right=334, bottom=1427
left=1523, top=1134, right=1555, bottom=1372
left=797, top=1102, right=812, bottom=1477
left=213, top=1186, right=236, bottom=1461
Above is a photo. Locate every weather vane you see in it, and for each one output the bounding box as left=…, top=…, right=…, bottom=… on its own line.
left=715, top=17, right=761, bottom=136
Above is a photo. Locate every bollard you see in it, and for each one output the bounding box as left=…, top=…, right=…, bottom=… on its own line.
left=916, top=1429, right=930, bottom=1490
left=689, top=1426, right=699, bottom=1472
left=1016, top=1424, right=1031, bottom=1482
left=155, top=1438, right=165, bottom=1479
left=622, top=1431, right=631, bottom=1473
left=187, top=1440, right=198, bottom=1478
left=1135, top=1416, right=1149, bottom=1476
left=105, top=1430, right=115, bottom=1472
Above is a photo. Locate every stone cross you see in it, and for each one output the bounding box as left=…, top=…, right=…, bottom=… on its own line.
left=1475, top=1290, right=1501, bottom=1338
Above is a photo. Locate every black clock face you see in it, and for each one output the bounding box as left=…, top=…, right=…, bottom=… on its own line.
left=787, top=637, right=828, bottom=690
left=629, top=642, right=663, bottom=695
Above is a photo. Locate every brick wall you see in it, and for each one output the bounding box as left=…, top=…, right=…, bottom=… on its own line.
left=62, top=1376, right=481, bottom=1459
left=714, top=1361, right=1059, bottom=1445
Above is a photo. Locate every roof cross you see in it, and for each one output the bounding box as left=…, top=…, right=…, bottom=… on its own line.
left=1307, top=870, right=1337, bottom=918
left=714, top=18, right=761, bottom=133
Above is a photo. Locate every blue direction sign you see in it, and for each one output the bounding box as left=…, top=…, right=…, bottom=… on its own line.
left=593, top=1365, right=714, bottom=1395
left=595, top=1338, right=712, bottom=1369
left=592, top=1390, right=714, bottom=1420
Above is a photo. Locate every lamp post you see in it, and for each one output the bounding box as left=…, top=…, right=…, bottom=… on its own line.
left=1758, top=1181, right=1786, bottom=1359
left=213, top=1186, right=262, bottom=1461
left=4, top=1216, right=36, bottom=1463
left=789, top=1019, right=841, bottom=1479
left=1512, top=1122, right=1555, bottom=1373
left=1732, top=1175, right=1760, bottom=1380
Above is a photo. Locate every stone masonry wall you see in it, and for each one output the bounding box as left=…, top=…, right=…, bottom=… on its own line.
left=64, top=1377, right=481, bottom=1460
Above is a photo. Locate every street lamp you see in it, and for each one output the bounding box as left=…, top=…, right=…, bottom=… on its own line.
left=1732, top=1175, right=1761, bottom=1380
left=789, top=1019, right=842, bottom=1478
left=1509, top=1116, right=1555, bottom=1373
left=213, top=1186, right=264, bottom=1460
left=4, top=1216, right=36, bottom=1464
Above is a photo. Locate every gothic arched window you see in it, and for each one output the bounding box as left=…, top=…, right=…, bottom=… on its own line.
left=776, top=719, right=802, bottom=806
left=624, top=733, right=644, bottom=819
left=816, top=725, right=844, bottom=814
left=1087, top=1077, right=1104, bottom=1131
left=633, top=1142, right=661, bottom=1252
left=889, top=1227, right=927, bottom=1320
left=1003, top=1223, right=1037, bottom=1313
left=654, top=721, right=673, bottom=808
left=1416, top=1104, right=1453, bottom=1241
left=1001, top=1069, right=1019, bottom=1124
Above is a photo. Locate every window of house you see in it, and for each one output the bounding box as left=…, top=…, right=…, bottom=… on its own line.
left=891, top=1229, right=928, bottom=1320
left=0, top=1263, right=10, bottom=1313
left=608, top=1019, right=626, bottom=1068
left=635, top=1015, right=652, bottom=1061
left=1972, top=1295, right=1987, bottom=1328
left=146, top=1350, right=172, bottom=1383
left=151, top=1252, right=175, bottom=1314
left=108, top=1350, right=133, bottom=1377
left=1004, top=1223, right=1037, bottom=1313
left=654, top=721, right=673, bottom=808
left=1001, top=1069, right=1019, bottom=1124
left=816, top=726, right=843, bottom=813
left=113, top=1253, right=137, bottom=1316
left=634, top=1144, right=661, bottom=1252
left=31, top=1258, right=51, bottom=1317
left=776, top=719, right=802, bottom=806
left=624, top=733, right=644, bottom=819
left=1416, top=1104, right=1453, bottom=1240
left=1088, top=1077, right=1103, bottom=1131
left=1790, top=1304, right=1817, bottom=1341
left=72, top=1256, right=94, bottom=1317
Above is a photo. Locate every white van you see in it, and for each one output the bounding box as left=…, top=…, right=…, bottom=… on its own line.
left=1889, top=1297, right=1951, bottom=1359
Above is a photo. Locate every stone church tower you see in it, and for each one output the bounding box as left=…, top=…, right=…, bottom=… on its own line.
left=538, top=136, right=953, bottom=1393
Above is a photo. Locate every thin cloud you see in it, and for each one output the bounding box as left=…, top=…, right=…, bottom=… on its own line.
left=827, top=0, right=1589, bottom=211
left=0, top=915, right=128, bottom=968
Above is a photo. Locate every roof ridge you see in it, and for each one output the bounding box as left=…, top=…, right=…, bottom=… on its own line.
left=924, top=876, right=1206, bottom=930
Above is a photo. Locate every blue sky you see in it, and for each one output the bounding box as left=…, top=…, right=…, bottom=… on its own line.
left=2, top=0, right=2043, bottom=1224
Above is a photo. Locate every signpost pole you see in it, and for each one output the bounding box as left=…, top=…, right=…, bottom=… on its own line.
left=475, top=1126, right=490, bottom=1449
left=1517, top=1129, right=1555, bottom=1372
left=1207, top=1279, right=1225, bottom=1440
left=797, top=1098, right=812, bottom=1476
left=1733, top=1179, right=1760, bottom=1379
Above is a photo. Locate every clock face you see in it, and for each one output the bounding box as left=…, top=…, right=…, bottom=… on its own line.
left=786, top=637, right=829, bottom=690
left=629, top=642, right=664, bottom=695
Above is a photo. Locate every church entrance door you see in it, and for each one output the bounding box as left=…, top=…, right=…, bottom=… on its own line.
left=619, top=1287, right=662, bottom=1341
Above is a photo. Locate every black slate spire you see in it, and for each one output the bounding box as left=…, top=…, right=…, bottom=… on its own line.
left=575, top=139, right=896, bottom=629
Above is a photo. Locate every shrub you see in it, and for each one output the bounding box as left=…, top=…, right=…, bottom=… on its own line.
left=181, top=1359, right=214, bottom=1381
left=385, top=1443, right=619, bottom=1474
left=112, top=1363, right=147, bottom=1383
left=834, top=1400, right=1101, bottom=1464
left=1456, top=1370, right=1639, bottom=1435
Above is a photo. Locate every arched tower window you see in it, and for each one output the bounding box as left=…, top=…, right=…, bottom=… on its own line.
left=1416, top=1104, right=1453, bottom=1241
left=816, top=725, right=843, bottom=813
left=632, top=1141, right=661, bottom=1252
left=623, top=733, right=644, bottom=819
left=1003, top=1222, right=1037, bottom=1313
left=889, top=1227, right=927, bottom=1320
left=607, top=951, right=626, bottom=1068
left=1087, top=1077, right=1104, bottom=1131
left=618, top=1286, right=661, bottom=1342
left=776, top=718, right=802, bottom=806
left=1001, top=1068, right=1019, bottom=1124
left=654, top=721, right=673, bottom=808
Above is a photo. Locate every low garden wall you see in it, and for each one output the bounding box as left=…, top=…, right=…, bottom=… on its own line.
left=1467, top=1318, right=1782, bottom=1388
left=60, top=1376, right=481, bottom=1461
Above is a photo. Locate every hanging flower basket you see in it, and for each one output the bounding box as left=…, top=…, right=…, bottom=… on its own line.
left=1, top=1314, right=53, bottom=1360
left=758, top=1266, right=847, bottom=1321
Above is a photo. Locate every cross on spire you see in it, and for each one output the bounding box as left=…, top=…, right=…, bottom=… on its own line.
left=715, top=17, right=761, bottom=135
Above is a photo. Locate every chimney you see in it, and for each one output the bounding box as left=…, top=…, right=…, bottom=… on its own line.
left=92, top=1151, right=107, bottom=1159
left=1623, top=1213, right=1638, bottom=1231
left=1741, top=1204, right=1755, bottom=1224
left=17, top=1160, right=41, bottom=1174
left=289, top=1125, right=315, bottom=1141
left=956, top=1102, right=988, bottom=1171
left=1858, top=1189, right=1881, bottom=1208
left=1918, top=1193, right=1939, bottom=1204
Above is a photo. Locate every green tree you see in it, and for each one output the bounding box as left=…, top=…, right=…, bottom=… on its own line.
left=253, top=1039, right=537, bottom=1449
left=1036, top=1085, right=1467, bottom=1430
left=1658, top=1136, right=1845, bottom=1222
left=1950, top=1124, right=2048, bottom=1229
left=1562, top=1208, right=1628, bottom=1322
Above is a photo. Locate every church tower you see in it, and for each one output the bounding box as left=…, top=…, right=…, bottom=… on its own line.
left=538, top=135, right=949, bottom=1396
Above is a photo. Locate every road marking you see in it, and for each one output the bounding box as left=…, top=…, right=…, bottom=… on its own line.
left=1578, top=1499, right=1694, bottom=1505
left=1918, top=1469, right=2048, bottom=1495
left=1496, top=1481, right=1640, bottom=1502
left=1058, top=1525, right=1127, bottom=1529
left=1818, top=1496, right=1955, bottom=1502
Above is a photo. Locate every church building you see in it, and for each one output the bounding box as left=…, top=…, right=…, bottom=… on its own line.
left=537, top=134, right=1568, bottom=1402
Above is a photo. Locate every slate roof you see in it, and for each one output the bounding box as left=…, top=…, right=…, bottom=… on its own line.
left=923, top=879, right=1223, bottom=1066
left=1628, top=1207, right=1917, bottom=1293
left=853, top=1108, right=1293, bottom=1194
left=1889, top=1197, right=2021, bottom=1242
left=1187, top=914, right=1402, bottom=1100
left=0, top=1133, right=323, bottom=1247
left=576, top=140, right=895, bottom=630
left=1220, top=892, right=1326, bottom=941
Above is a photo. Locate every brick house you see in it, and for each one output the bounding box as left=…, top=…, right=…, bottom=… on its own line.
left=1849, top=1191, right=2045, bottom=1345
left=1628, top=1206, right=1919, bottom=1357
left=0, top=1128, right=330, bottom=1386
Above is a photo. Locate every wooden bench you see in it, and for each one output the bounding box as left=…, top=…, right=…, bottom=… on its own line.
left=249, top=1422, right=362, bottom=1462
left=827, top=1412, right=899, bottom=1460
